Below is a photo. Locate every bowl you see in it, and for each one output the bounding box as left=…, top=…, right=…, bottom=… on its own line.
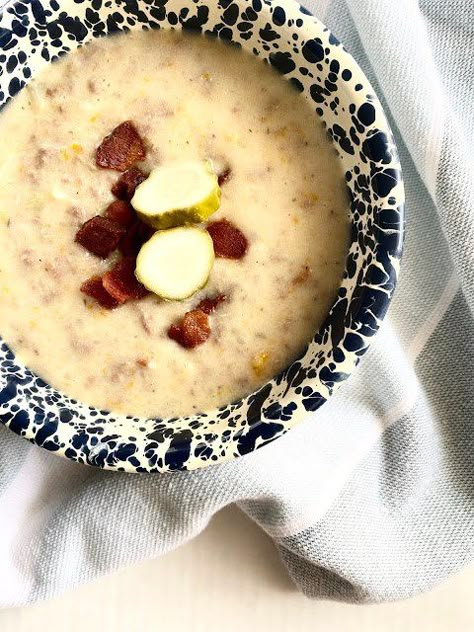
left=0, top=0, right=405, bottom=473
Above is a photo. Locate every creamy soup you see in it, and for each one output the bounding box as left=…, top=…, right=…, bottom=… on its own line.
left=0, top=30, right=349, bottom=418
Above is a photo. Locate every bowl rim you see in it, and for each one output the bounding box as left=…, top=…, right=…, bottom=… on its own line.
left=0, top=0, right=405, bottom=473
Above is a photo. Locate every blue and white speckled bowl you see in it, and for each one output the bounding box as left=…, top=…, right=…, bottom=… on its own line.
left=0, top=0, right=404, bottom=473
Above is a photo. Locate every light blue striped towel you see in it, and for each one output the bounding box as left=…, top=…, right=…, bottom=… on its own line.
left=1, top=0, right=474, bottom=605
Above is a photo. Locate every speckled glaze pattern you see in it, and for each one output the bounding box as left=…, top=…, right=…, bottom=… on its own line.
left=0, top=0, right=404, bottom=473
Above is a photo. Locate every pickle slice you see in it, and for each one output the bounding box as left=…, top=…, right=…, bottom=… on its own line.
left=131, top=160, right=220, bottom=229
left=135, top=227, right=215, bottom=300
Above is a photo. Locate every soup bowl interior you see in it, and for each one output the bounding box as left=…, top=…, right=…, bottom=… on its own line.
left=0, top=0, right=404, bottom=473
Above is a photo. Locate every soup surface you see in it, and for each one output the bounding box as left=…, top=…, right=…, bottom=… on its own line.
left=0, top=30, right=349, bottom=418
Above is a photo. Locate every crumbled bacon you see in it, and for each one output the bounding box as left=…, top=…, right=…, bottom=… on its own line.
left=80, top=276, right=118, bottom=309
left=75, top=215, right=125, bottom=258
left=218, top=168, right=232, bottom=187
left=292, top=265, right=311, bottom=286
left=119, top=219, right=155, bottom=257
left=102, top=257, right=149, bottom=303
left=105, top=200, right=136, bottom=228
left=95, top=121, right=146, bottom=172
left=207, top=219, right=248, bottom=259
left=111, top=167, right=147, bottom=201
left=196, top=294, right=227, bottom=315
left=167, top=294, right=226, bottom=348
left=168, top=309, right=211, bottom=349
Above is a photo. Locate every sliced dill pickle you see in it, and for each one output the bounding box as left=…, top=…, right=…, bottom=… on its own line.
left=131, top=160, right=220, bottom=229
left=135, top=226, right=215, bottom=300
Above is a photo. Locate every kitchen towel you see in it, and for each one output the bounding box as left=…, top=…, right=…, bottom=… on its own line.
left=1, top=0, right=474, bottom=606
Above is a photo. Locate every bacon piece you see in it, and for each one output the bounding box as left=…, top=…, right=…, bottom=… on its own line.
left=102, top=257, right=149, bottom=303
left=168, top=309, right=211, bottom=349
left=207, top=219, right=248, bottom=259
left=80, top=276, right=118, bottom=309
left=218, top=168, right=232, bottom=187
left=75, top=215, right=125, bottom=258
left=119, top=219, right=155, bottom=257
left=105, top=200, right=136, bottom=228
left=95, top=121, right=146, bottom=172
left=111, top=167, right=147, bottom=201
left=196, top=294, right=227, bottom=315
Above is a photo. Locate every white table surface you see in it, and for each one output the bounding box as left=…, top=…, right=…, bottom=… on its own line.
left=1, top=505, right=472, bottom=631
